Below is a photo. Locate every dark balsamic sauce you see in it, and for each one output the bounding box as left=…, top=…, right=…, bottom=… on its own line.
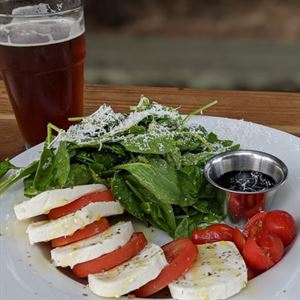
left=216, top=170, right=276, bottom=192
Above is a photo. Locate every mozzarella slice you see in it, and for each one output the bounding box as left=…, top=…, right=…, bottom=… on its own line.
left=88, top=243, right=168, bottom=298
left=51, top=221, right=134, bottom=268
left=26, top=201, right=124, bottom=244
left=168, top=241, right=247, bottom=300
left=14, top=184, right=108, bottom=220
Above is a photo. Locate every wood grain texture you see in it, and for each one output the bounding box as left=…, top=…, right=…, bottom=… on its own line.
left=0, top=80, right=299, bottom=160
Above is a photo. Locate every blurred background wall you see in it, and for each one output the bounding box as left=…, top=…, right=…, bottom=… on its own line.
left=83, top=0, right=300, bottom=91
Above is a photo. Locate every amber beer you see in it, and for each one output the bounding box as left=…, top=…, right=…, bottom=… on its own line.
left=0, top=17, right=85, bottom=147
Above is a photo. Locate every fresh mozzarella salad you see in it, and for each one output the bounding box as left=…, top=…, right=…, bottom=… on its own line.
left=11, top=183, right=296, bottom=299
left=0, top=98, right=297, bottom=299
left=13, top=184, right=248, bottom=299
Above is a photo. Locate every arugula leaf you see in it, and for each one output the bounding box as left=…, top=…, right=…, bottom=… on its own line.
left=23, top=174, right=38, bottom=197
left=0, top=161, right=38, bottom=195
left=0, top=160, right=17, bottom=179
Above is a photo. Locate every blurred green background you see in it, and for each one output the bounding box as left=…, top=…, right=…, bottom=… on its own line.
left=84, top=0, right=300, bottom=91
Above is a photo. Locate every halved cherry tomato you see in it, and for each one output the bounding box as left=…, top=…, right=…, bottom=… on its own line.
left=48, top=190, right=115, bottom=219
left=51, top=218, right=110, bottom=248
left=247, top=265, right=261, bottom=280
left=233, top=227, right=246, bottom=253
left=192, top=224, right=234, bottom=244
left=72, top=232, right=147, bottom=278
left=256, top=232, right=284, bottom=264
left=262, top=210, right=296, bottom=247
left=134, top=238, right=198, bottom=298
left=244, top=211, right=267, bottom=238
left=242, top=232, right=284, bottom=271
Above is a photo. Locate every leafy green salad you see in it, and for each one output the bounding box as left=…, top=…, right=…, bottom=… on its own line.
left=0, top=97, right=239, bottom=238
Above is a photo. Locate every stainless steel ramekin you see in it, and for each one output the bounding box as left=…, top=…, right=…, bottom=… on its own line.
left=204, top=150, right=288, bottom=225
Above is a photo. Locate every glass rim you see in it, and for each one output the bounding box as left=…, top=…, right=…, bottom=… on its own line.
left=0, top=4, right=83, bottom=19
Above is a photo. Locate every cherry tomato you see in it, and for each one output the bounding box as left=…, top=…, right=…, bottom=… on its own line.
left=242, top=232, right=284, bottom=271
left=228, top=193, right=247, bottom=220
left=134, top=238, right=198, bottom=298
left=51, top=218, right=110, bottom=248
left=256, top=232, right=284, bottom=264
left=244, top=211, right=267, bottom=238
left=48, top=190, right=115, bottom=219
left=247, top=265, right=261, bottom=280
left=233, top=227, right=246, bottom=253
left=72, top=233, right=147, bottom=278
left=245, top=197, right=265, bottom=219
left=262, top=210, right=296, bottom=247
left=246, top=194, right=256, bottom=209
left=192, top=224, right=234, bottom=244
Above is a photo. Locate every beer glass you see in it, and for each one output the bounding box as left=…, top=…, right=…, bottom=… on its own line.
left=0, top=0, right=85, bottom=148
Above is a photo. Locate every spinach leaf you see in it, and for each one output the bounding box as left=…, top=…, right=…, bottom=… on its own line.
left=64, top=164, right=92, bottom=187
left=33, top=144, right=54, bottom=191
left=174, top=211, right=224, bottom=239
left=113, top=170, right=177, bottom=235
left=174, top=218, right=190, bottom=238
left=181, top=152, right=216, bottom=166
left=111, top=173, right=144, bottom=220
left=115, top=158, right=182, bottom=206
left=33, top=142, right=70, bottom=191
left=102, top=144, right=127, bottom=157
left=121, top=134, right=176, bottom=154
left=177, top=165, right=205, bottom=207
left=92, top=152, right=120, bottom=169
left=51, top=142, right=70, bottom=188
left=140, top=201, right=172, bottom=234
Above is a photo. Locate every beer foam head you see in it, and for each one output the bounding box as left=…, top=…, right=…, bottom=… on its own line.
left=12, top=3, right=57, bottom=16
left=0, top=3, right=84, bottom=47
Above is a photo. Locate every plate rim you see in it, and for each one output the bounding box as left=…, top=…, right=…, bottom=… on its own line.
left=1, top=115, right=299, bottom=300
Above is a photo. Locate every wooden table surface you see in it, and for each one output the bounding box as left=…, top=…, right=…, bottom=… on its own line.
left=0, top=80, right=299, bottom=161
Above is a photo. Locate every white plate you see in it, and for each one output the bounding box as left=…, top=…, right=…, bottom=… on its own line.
left=0, top=116, right=299, bottom=300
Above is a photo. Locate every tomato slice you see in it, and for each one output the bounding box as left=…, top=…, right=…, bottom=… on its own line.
left=242, top=232, right=284, bottom=271
left=244, top=211, right=267, bottom=238
left=233, top=227, right=246, bottom=253
left=72, top=232, right=147, bottom=278
left=192, top=224, right=234, bottom=244
left=134, top=238, right=198, bottom=298
left=262, top=210, right=296, bottom=247
left=51, top=218, right=110, bottom=248
left=48, top=190, right=115, bottom=219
